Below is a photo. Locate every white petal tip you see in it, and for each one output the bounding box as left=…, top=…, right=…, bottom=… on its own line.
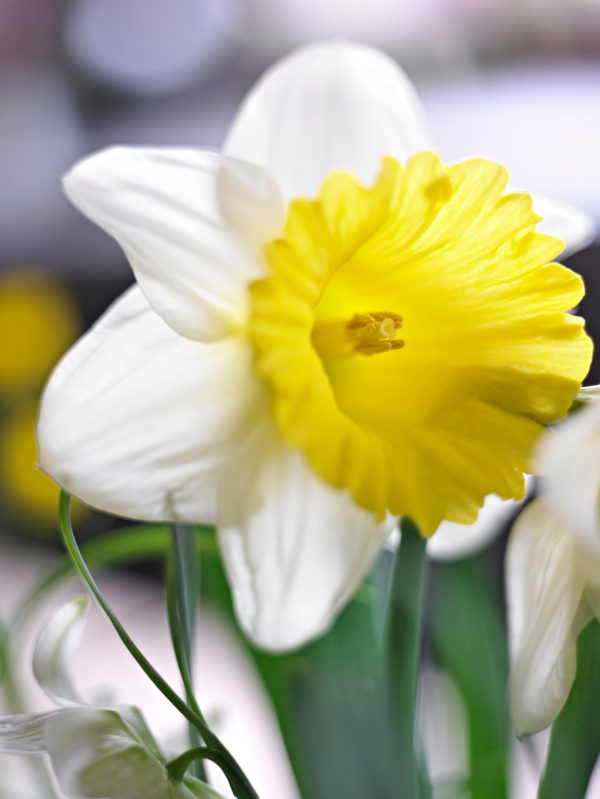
left=533, top=193, right=596, bottom=258
left=224, top=39, right=431, bottom=199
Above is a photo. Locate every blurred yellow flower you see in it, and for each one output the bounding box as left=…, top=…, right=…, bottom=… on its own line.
left=0, top=269, right=85, bottom=530
left=0, top=270, right=79, bottom=394
left=0, top=404, right=85, bottom=527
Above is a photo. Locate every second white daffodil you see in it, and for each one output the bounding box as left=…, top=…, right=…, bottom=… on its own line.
left=507, top=400, right=600, bottom=735
left=37, top=42, right=592, bottom=651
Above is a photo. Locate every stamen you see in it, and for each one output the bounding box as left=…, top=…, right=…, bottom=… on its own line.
left=354, top=338, right=405, bottom=356
left=312, top=311, right=405, bottom=359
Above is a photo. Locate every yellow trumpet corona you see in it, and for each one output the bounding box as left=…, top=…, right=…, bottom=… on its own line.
left=250, top=152, right=592, bottom=534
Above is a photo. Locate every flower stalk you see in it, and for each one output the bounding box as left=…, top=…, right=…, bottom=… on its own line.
left=58, top=492, right=258, bottom=799
left=384, top=517, right=430, bottom=799
left=167, top=747, right=236, bottom=784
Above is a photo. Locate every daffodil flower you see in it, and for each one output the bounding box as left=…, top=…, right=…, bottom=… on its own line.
left=507, top=401, right=600, bottom=735
left=0, top=597, right=224, bottom=799
left=37, top=42, right=592, bottom=651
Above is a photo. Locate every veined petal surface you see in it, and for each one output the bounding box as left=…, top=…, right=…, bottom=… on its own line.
left=37, top=287, right=264, bottom=523
left=0, top=711, right=65, bottom=754
left=507, top=498, right=590, bottom=735
left=63, top=147, right=284, bottom=341
left=224, top=41, right=431, bottom=200
left=217, top=420, right=394, bottom=651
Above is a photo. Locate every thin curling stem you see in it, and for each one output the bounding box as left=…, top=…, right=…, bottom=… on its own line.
left=58, top=491, right=258, bottom=799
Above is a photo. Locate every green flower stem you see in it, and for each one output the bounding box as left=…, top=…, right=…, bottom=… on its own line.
left=384, top=517, right=430, bottom=799
left=58, top=492, right=258, bottom=799
left=166, top=526, right=205, bottom=780
left=167, top=747, right=232, bottom=782
left=5, top=525, right=218, bottom=652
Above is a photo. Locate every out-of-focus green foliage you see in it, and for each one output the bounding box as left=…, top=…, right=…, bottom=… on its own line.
left=429, top=549, right=510, bottom=799
left=538, top=619, right=600, bottom=799
left=5, top=523, right=517, bottom=799
left=201, top=536, right=397, bottom=799
left=384, top=519, right=430, bottom=799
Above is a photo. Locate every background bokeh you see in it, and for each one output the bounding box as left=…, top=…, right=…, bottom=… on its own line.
left=0, top=2, right=599, bottom=798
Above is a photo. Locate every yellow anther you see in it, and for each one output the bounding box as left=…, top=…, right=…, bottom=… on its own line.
left=379, top=317, right=398, bottom=340
left=312, top=311, right=404, bottom=359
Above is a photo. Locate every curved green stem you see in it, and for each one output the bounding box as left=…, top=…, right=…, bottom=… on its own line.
left=167, top=746, right=232, bottom=782
left=4, top=525, right=218, bottom=654
left=58, top=492, right=258, bottom=799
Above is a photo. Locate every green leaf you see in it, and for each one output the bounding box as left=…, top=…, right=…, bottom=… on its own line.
left=429, top=550, right=510, bottom=799
left=384, top=518, right=430, bottom=799
left=198, top=536, right=431, bottom=799
left=170, top=525, right=200, bottom=667
left=538, top=619, right=600, bottom=799
left=249, top=591, right=394, bottom=799
left=167, top=525, right=205, bottom=780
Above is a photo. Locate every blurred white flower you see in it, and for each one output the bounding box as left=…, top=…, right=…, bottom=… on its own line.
left=0, top=597, right=224, bottom=799
left=507, top=400, right=600, bottom=735
left=37, top=42, right=593, bottom=652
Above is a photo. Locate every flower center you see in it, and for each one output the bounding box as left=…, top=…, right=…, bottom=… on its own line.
left=311, top=311, right=404, bottom=359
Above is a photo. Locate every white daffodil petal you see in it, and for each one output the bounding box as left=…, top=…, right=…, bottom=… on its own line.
left=0, top=711, right=65, bottom=754
left=33, top=596, right=88, bottom=707
left=38, top=286, right=264, bottom=523
left=217, top=156, right=285, bottom=257
left=532, top=193, right=595, bottom=258
left=63, top=147, right=283, bottom=341
left=540, top=403, right=600, bottom=554
left=224, top=41, right=431, bottom=200
left=217, top=421, right=394, bottom=652
left=428, top=477, right=534, bottom=561
left=45, top=708, right=169, bottom=799
left=507, top=498, right=588, bottom=735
